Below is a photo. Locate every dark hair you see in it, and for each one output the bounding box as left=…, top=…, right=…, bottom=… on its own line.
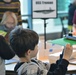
left=0, top=35, right=15, bottom=59
left=9, top=26, right=39, bottom=57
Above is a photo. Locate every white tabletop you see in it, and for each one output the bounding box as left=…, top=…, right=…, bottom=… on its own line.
left=5, top=63, right=16, bottom=71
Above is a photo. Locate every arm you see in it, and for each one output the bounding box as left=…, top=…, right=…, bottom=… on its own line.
left=47, top=44, right=73, bottom=75
left=47, top=59, right=69, bottom=75
left=0, top=36, right=15, bottom=59
left=49, top=52, right=63, bottom=72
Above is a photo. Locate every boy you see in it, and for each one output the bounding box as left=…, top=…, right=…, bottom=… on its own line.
left=9, top=26, right=73, bottom=75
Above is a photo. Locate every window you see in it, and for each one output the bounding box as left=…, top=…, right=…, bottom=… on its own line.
left=19, top=0, right=71, bottom=34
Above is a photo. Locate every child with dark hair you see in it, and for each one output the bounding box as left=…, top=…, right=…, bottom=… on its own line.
left=9, top=26, right=73, bottom=75
left=0, top=35, right=15, bottom=75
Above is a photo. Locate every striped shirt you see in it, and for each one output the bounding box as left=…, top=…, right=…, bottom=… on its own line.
left=0, top=0, right=22, bottom=25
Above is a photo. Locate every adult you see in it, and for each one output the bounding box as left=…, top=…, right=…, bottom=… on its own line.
left=0, top=0, right=22, bottom=25
left=68, top=0, right=76, bottom=32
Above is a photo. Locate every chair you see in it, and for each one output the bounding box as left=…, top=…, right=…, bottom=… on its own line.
left=22, top=19, right=29, bottom=28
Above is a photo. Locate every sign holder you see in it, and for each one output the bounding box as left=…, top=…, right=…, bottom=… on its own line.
left=32, top=0, right=57, bottom=49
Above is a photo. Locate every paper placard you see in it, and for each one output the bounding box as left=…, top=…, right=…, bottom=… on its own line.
left=32, top=0, right=57, bottom=18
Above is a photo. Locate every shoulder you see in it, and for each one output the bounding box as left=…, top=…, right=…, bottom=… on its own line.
left=17, top=62, right=40, bottom=75
left=24, top=62, right=39, bottom=70
left=31, top=58, right=50, bottom=70
left=17, top=62, right=48, bottom=75
left=0, top=24, right=8, bottom=32
left=17, top=62, right=39, bottom=71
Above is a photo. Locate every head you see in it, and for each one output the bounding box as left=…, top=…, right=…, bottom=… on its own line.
left=9, top=26, right=39, bottom=59
left=1, top=11, right=17, bottom=31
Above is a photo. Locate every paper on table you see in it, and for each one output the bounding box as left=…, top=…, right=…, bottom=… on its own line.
left=49, top=38, right=76, bottom=46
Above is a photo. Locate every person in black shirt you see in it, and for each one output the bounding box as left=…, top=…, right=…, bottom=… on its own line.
left=68, top=0, right=76, bottom=32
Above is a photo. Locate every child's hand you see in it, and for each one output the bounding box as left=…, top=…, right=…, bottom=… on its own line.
left=63, top=44, right=73, bottom=61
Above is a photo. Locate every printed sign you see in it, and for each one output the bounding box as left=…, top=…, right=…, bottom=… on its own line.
left=32, top=0, right=57, bottom=18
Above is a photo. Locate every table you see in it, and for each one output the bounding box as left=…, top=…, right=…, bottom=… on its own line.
left=47, top=38, right=76, bottom=46
left=67, top=64, right=76, bottom=74
left=5, top=55, right=19, bottom=75
left=6, top=63, right=17, bottom=75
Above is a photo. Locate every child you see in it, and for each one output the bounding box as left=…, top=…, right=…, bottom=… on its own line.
left=9, top=26, right=73, bottom=75
left=0, top=11, right=18, bottom=42
left=0, top=35, right=15, bottom=75
left=0, top=11, right=17, bottom=32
